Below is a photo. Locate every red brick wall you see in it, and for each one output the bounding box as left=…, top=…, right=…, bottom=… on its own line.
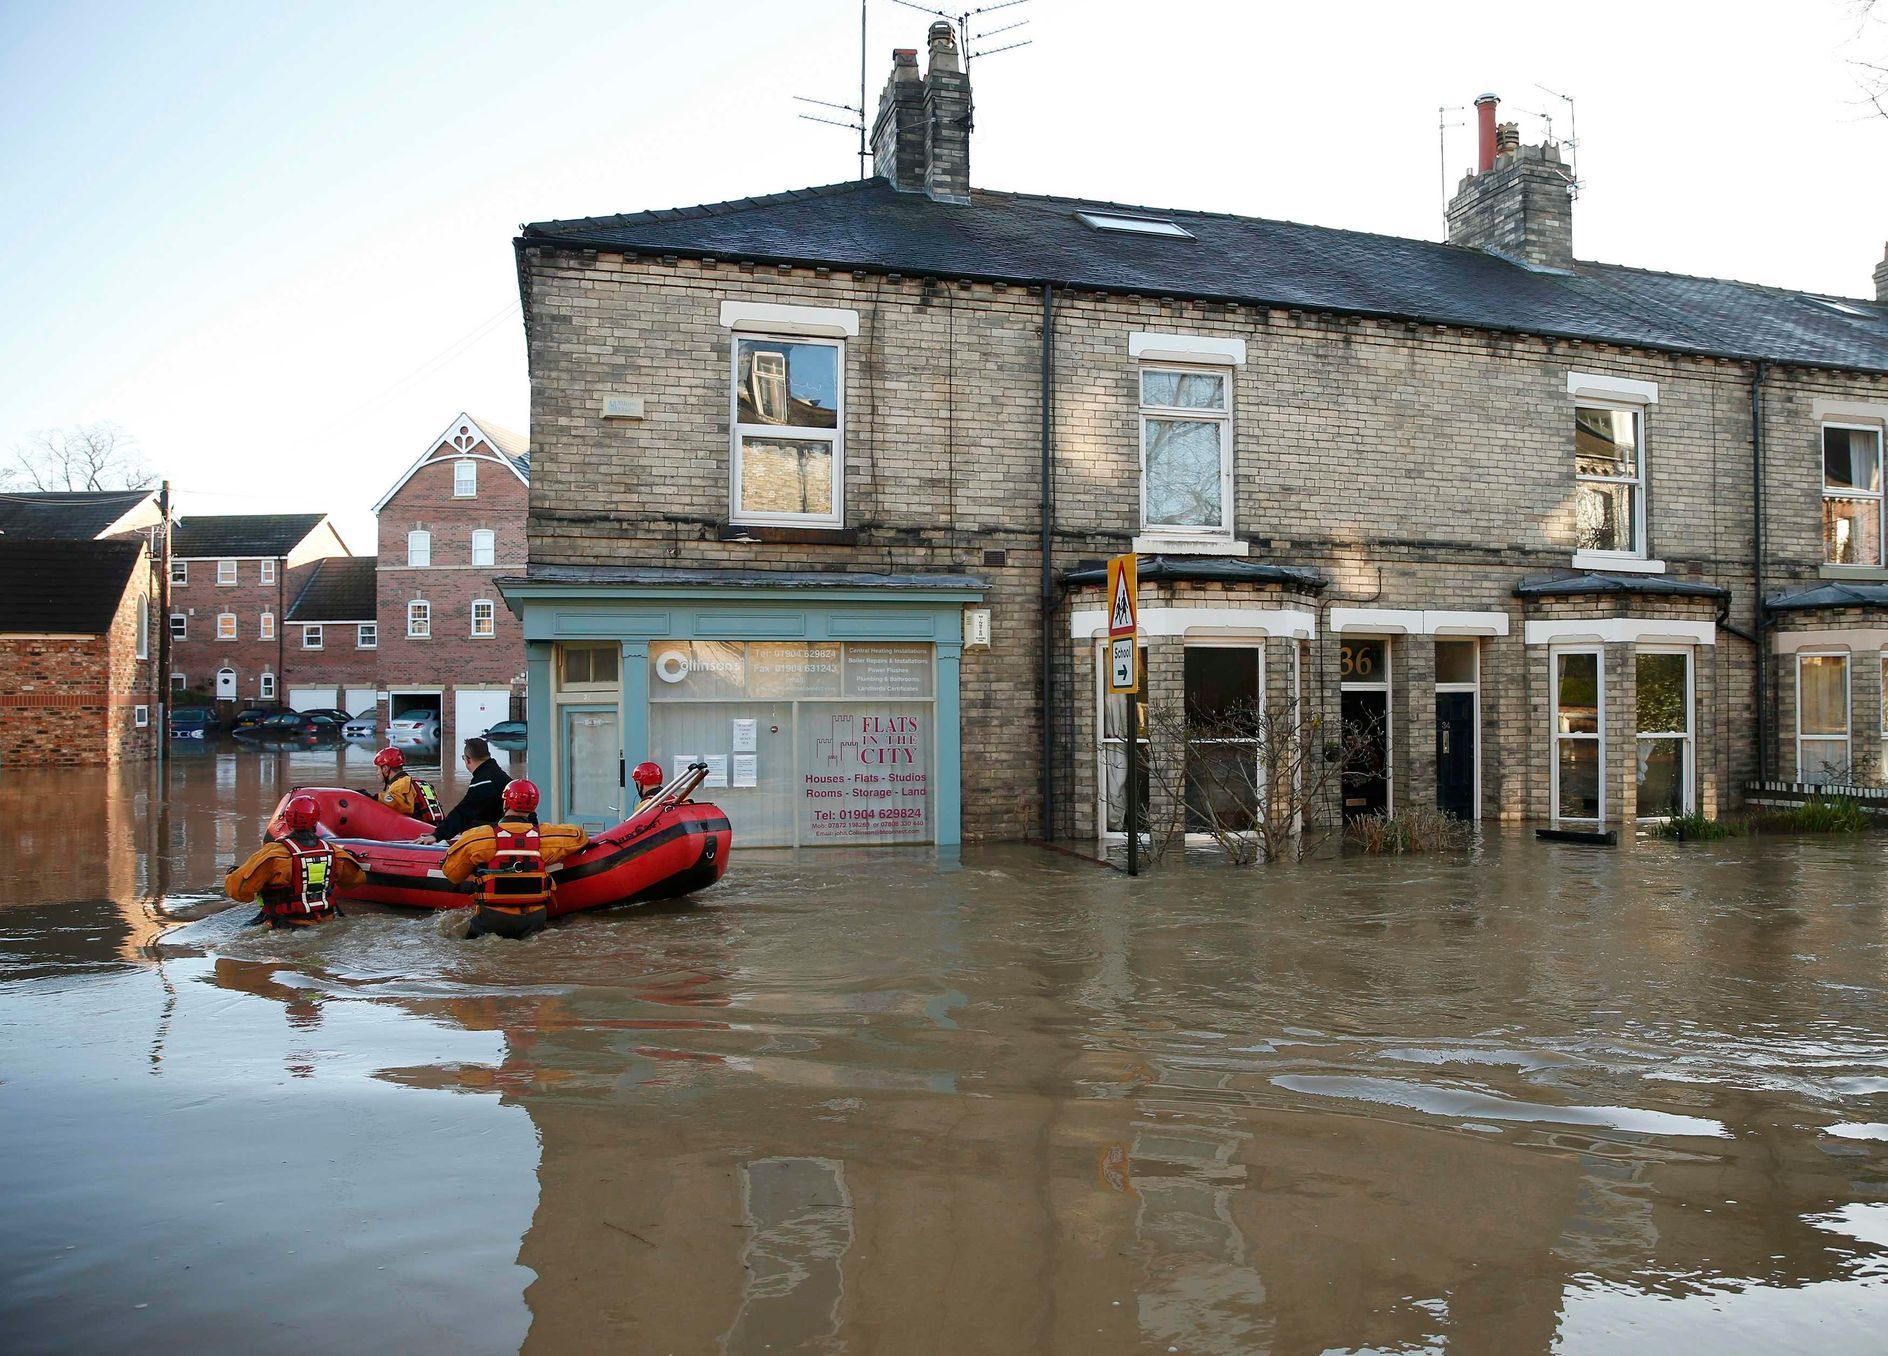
left=283, top=616, right=377, bottom=703
left=0, top=566, right=156, bottom=766
left=169, top=557, right=296, bottom=704
left=376, top=439, right=528, bottom=735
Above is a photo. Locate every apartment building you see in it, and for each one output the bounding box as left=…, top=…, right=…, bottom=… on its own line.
left=284, top=555, right=380, bottom=715
left=499, top=25, right=1888, bottom=841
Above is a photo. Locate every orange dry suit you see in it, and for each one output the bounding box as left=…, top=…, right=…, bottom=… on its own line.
left=441, top=815, right=588, bottom=937
left=440, top=815, right=589, bottom=883
left=225, top=832, right=365, bottom=927
left=379, top=770, right=442, bottom=825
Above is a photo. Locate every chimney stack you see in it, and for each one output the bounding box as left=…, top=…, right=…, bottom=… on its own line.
left=871, top=23, right=972, bottom=204
left=1874, top=244, right=1888, bottom=305
left=1446, top=92, right=1575, bottom=271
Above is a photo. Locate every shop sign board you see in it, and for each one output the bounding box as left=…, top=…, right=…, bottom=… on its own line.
left=1106, top=553, right=1139, bottom=694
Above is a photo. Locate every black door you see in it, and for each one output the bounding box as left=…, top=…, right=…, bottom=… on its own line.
left=1436, top=691, right=1476, bottom=821
left=1340, top=690, right=1389, bottom=821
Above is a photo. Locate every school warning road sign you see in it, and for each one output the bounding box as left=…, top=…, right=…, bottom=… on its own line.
left=1106, top=552, right=1138, bottom=694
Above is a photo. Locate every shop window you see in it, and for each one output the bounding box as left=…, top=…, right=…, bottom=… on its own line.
left=558, top=645, right=619, bottom=689
left=454, top=459, right=477, bottom=498
left=471, top=600, right=495, bottom=638
left=407, top=601, right=430, bottom=638
left=1822, top=424, right=1883, bottom=566
left=216, top=612, right=237, bottom=641
left=170, top=559, right=188, bottom=586
left=647, top=641, right=934, bottom=847
left=1096, top=642, right=1149, bottom=836
left=1798, top=652, right=1850, bottom=783
left=1574, top=405, right=1645, bottom=557
left=1636, top=650, right=1691, bottom=818
left=407, top=531, right=431, bottom=568
left=1553, top=650, right=1603, bottom=820
left=1183, top=646, right=1262, bottom=832
left=471, top=529, right=496, bottom=567
left=730, top=336, right=842, bottom=527
left=216, top=559, right=236, bottom=586
left=260, top=559, right=275, bottom=585
left=259, top=611, right=274, bottom=640
left=1141, top=367, right=1231, bottom=536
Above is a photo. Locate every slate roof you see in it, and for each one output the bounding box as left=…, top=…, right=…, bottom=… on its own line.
left=171, top=513, right=330, bottom=559
left=466, top=415, right=530, bottom=477
left=287, top=556, right=378, bottom=621
left=1515, top=570, right=1730, bottom=600
left=0, top=539, right=145, bottom=633
left=0, top=489, right=152, bottom=540
left=1064, top=556, right=1328, bottom=590
left=1766, top=581, right=1888, bottom=611
left=521, top=179, right=1888, bottom=373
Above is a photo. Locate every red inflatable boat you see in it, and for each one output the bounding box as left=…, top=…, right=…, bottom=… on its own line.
left=262, top=768, right=732, bottom=917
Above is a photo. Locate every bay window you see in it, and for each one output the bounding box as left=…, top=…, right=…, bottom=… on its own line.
left=731, top=336, right=842, bottom=526
left=1822, top=424, right=1883, bottom=566
left=1635, top=649, right=1692, bottom=818
left=1553, top=650, right=1603, bottom=820
left=1574, top=405, right=1645, bottom=557
left=1797, top=652, right=1850, bottom=784
left=1141, top=367, right=1231, bottom=536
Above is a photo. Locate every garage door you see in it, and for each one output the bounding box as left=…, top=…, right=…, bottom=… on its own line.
left=344, top=687, right=379, bottom=717
left=454, top=688, right=511, bottom=742
left=288, top=686, right=337, bottom=711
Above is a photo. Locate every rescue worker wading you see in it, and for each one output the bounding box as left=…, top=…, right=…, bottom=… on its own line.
left=440, top=780, right=588, bottom=938
left=373, top=746, right=441, bottom=825
left=224, top=794, right=366, bottom=928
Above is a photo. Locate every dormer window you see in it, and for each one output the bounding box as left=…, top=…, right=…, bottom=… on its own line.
left=1076, top=211, right=1193, bottom=240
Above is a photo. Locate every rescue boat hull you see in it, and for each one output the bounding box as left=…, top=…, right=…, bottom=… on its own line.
left=264, top=788, right=732, bottom=916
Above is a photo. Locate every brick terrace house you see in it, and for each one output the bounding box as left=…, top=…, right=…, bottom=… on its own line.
left=284, top=556, right=380, bottom=716
left=0, top=539, right=157, bottom=765
left=499, top=25, right=1888, bottom=841
left=373, top=413, right=529, bottom=746
left=169, top=514, right=351, bottom=707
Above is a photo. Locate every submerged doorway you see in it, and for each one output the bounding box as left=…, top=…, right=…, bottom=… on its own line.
left=1339, top=637, right=1390, bottom=821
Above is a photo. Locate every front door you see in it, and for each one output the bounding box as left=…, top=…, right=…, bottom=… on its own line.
left=216, top=667, right=236, bottom=700
left=1340, top=689, right=1389, bottom=821
left=1436, top=691, right=1476, bottom=820
left=563, top=705, right=622, bottom=827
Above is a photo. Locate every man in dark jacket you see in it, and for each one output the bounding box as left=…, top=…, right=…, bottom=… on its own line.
left=427, top=737, right=513, bottom=842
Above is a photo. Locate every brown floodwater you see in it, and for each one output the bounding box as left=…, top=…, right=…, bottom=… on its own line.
left=2, top=741, right=1886, bottom=1354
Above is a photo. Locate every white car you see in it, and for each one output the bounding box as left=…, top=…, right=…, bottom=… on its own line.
left=388, top=709, right=441, bottom=743
left=342, top=711, right=380, bottom=741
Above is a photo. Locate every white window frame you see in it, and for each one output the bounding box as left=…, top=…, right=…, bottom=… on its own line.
left=136, top=599, right=149, bottom=660
left=407, top=530, right=432, bottom=568
left=216, top=612, right=237, bottom=641
left=454, top=459, right=477, bottom=498
left=1820, top=421, right=1884, bottom=568
left=1551, top=646, right=1606, bottom=823
left=1093, top=639, right=1151, bottom=842
left=1340, top=635, right=1395, bottom=818
left=470, top=529, right=496, bottom=568
left=216, top=559, right=237, bottom=586
left=259, top=671, right=276, bottom=700
left=134, top=705, right=149, bottom=728
left=1139, top=363, right=1234, bottom=539
left=470, top=599, right=496, bottom=638
left=1434, top=639, right=1481, bottom=822
left=407, top=600, right=431, bottom=639
left=171, top=671, right=186, bottom=692
left=259, top=559, right=276, bottom=585
left=1634, top=646, right=1694, bottom=820
left=302, top=623, right=323, bottom=650
left=259, top=611, right=274, bottom=641
left=1573, top=400, right=1647, bottom=562
left=170, top=612, right=187, bottom=641
left=1797, top=650, right=1852, bottom=784
left=728, top=333, right=845, bottom=528
left=170, top=559, right=187, bottom=585
left=358, top=622, right=377, bottom=649
left=1179, top=640, right=1267, bottom=839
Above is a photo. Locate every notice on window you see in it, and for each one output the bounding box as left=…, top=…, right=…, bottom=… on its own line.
left=798, top=704, right=931, bottom=843
left=732, top=753, right=758, bottom=788
left=731, top=718, right=758, bottom=753
left=673, top=754, right=699, bottom=781
left=703, top=754, right=729, bottom=788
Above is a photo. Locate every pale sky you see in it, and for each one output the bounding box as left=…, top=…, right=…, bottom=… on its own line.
left=3, top=0, right=1885, bottom=550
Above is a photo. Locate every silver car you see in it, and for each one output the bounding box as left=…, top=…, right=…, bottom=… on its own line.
left=388, top=709, right=442, bottom=743
left=342, top=710, right=381, bottom=741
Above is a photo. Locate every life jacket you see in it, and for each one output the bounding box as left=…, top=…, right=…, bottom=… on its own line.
left=262, top=835, right=336, bottom=923
left=412, top=777, right=442, bottom=824
left=474, top=822, right=553, bottom=921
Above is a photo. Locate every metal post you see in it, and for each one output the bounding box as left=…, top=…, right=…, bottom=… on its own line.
left=1125, top=684, right=1141, bottom=876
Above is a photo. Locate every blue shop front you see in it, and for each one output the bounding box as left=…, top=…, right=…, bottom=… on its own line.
left=499, top=568, right=985, bottom=847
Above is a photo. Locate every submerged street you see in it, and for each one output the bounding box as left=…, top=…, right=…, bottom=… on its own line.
left=1, top=750, right=1886, bottom=1353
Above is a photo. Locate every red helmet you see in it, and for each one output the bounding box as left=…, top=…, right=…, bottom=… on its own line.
left=373, top=747, right=406, bottom=770
left=632, top=760, right=664, bottom=792
left=502, top=779, right=540, bottom=813
left=283, top=794, right=321, bottom=833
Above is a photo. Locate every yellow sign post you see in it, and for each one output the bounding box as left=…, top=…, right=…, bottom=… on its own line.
left=1105, top=553, right=1142, bottom=874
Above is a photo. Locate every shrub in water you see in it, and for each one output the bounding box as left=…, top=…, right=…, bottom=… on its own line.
left=1348, top=807, right=1468, bottom=855
left=1654, top=811, right=1744, bottom=840
left=1781, top=794, right=1871, bottom=834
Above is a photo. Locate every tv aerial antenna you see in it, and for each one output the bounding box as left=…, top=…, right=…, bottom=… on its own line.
left=890, top=0, right=1035, bottom=130
left=794, top=2, right=872, bottom=180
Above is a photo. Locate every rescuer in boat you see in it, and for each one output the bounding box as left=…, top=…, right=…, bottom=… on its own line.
left=419, top=736, right=512, bottom=844
left=631, top=760, right=665, bottom=813
left=224, top=793, right=366, bottom=928
left=372, top=746, right=441, bottom=825
left=439, top=780, right=588, bottom=937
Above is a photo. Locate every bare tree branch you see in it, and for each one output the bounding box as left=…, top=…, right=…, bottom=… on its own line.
left=2, top=423, right=153, bottom=492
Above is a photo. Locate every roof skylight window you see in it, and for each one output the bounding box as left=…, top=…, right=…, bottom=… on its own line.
left=1806, top=295, right=1875, bottom=319
left=1076, top=211, right=1194, bottom=240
